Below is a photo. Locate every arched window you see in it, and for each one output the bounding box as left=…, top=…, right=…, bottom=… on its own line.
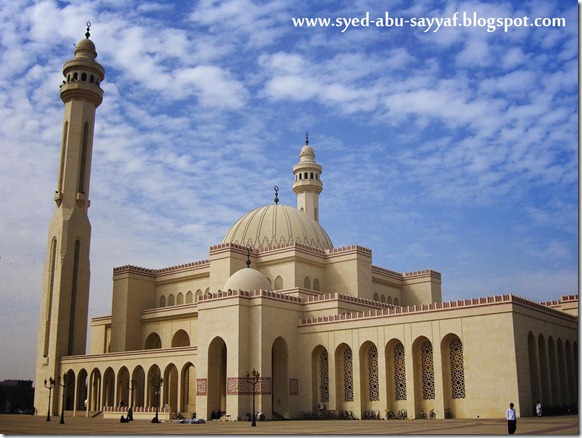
left=319, top=349, right=329, bottom=402
left=204, top=288, right=209, bottom=295
left=394, top=297, right=399, bottom=306
left=373, top=293, right=379, bottom=301
left=313, top=278, right=320, bottom=291
left=343, top=347, right=354, bottom=401
left=449, top=337, right=466, bottom=399
left=421, top=340, right=435, bottom=400
left=171, top=329, right=190, bottom=347
left=186, top=291, right=193, bottom=303
left=380, top=294, right=386, bottom=303
left=304, top=276, right=311, bottom=289
left=387, top=296, right=393, bottom=304
left=310, top=172, right=314, bottom=179
left=159, top=295, right=166, bottom=307
left=394, top=342, right=406, bottom=400
left=168, top=294, right=175, bottom=306
left=81, top=72, right=87, bottom=81
left=367, top=345, right=379, bottom=401
left=274, top=276, right=284, bottom=290
left=195, top=289, right=202, bottom=302
left=145, top=333, right=162, bottom=349
left=177, top=292, right=184, bottom=305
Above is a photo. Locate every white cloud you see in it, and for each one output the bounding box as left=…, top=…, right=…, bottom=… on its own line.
left=0, top=0, right=576, bottom=382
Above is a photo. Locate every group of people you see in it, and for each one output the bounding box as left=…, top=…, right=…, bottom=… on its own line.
left=506, top=401, right=543, bottom=434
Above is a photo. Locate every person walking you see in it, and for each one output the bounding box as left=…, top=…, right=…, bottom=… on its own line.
left=506, top=402, right=517, bottom=434
left=536, top=402, right=542, bottom=417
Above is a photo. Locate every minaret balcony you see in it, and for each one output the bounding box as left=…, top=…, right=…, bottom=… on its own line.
left=60, top=82, right=103, bottom=106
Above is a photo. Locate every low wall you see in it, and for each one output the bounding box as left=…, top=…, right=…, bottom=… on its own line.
left=102, top=406, right=170, bottom=421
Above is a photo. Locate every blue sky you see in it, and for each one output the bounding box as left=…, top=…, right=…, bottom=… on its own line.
left=0, top=0, right=577, bottom=381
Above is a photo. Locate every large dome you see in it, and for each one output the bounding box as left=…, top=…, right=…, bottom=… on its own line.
left=222, top=204, right=333, bottom=250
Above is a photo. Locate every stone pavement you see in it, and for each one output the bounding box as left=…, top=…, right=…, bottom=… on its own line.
left=0, top=414, right=578, bottom=435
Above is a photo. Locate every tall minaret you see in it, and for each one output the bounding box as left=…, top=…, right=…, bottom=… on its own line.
left=34, top=23, right=104, bottom=415
left=292, top=132, right=323, bottom=222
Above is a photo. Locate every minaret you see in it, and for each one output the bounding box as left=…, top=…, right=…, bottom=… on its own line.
left=34, top=23, right=104, bottom=415
left=292, top=132, right=323, bottom=222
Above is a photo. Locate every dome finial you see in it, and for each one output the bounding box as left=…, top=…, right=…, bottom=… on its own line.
left=274, top=185, right=279, bottom=204
left=305, top=131, right=309, bottom=145
left=85, top=21, right=91, bottom=39
left=246, top=244, right=252, bottom=268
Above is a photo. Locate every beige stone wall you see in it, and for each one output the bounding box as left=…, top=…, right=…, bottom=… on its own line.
left=110, top=271, right=155, bottom=351
left=401, top=271, right=442, bottom=306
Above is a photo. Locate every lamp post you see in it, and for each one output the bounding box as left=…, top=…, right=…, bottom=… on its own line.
left=120, top=379, right=137, bottom=407
left=58, top=374, right=69, bottom=424
left=245, top=369, right=260, bottom=427
left=121, top=378, right=137, bottom=421
left=151, top=375, right=164, bottom=423
left=44, top=377, right=55, bottom=421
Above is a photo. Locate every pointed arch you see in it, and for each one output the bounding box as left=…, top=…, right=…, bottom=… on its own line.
left=172, top=329, right=190, bottom=347
left=359, top=341, right=379, bottom=413
left=117, top=366, right=130, bottom=407
left=103, top=367, right=116, bottom=407
left=181, top=362, right=196, bottom=414
left=528, top=332, right=541, bottom=406
left=413, top=336, right=435, bottom=406
left=145, top=332, right=162, bottom=349
left=63, top=369, right=76, bottom=410
left=88, top=368, right=102, bottom=412
left=207, top=337, right=227, bottom=418
left=312, top=345, right=329, bottom=408
left=272, top=337, right=289, bottom=417
left=76, top=368, right=88, bottom=411
left=441, top=333, right=466, bottom=407
left=335, top=343, right=354, bottom=409
left=313, top=278, right=320, bottom=291
left=163, top=363, right=179, bottom=413
left=385, top=338, right=406, bottom=408
left=147, top=365, right=163, bottom=409
left=131, top=365, right=146, bottom=408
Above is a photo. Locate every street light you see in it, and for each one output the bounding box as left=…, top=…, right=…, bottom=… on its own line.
left=43, top=377, right=55, bottom=421
left=120, top=378, right=137, bottom=421
left=151, top=375, right=164, bottom=423
left=119, top=379, right=137, bottom=407
left=245, top=369, right=260, bottom=427
left=58, top=374, right=69, bottom=424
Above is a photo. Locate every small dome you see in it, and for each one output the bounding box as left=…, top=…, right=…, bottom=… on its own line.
left=222, top=204, right=333, bottom=250
left=74, top=38, right=97, bottom=60
left=224, top=268, right=272, bottom=292
left=299, top=145, right=315, bottom=162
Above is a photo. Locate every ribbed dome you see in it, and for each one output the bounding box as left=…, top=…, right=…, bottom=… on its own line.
left=223, top=268, right=272, bottom=292
left=222, top=204, right=333, bottom=250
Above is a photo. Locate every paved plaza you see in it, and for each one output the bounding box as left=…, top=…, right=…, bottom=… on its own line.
left=0, top=414, right=578, bottom=435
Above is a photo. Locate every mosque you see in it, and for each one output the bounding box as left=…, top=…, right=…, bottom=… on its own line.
left=34, top=28, right=578, bottom=422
